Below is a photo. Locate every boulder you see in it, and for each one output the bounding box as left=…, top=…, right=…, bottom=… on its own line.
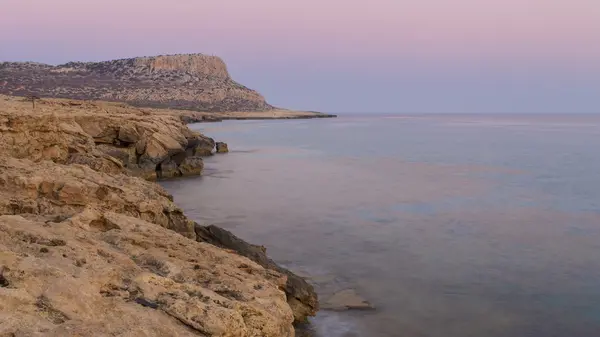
left=188, top=133, right=215, bottom=156
left=117, top=124, right=141, bottom=144
left=322, top=289, right=374, bottom=311
left=216, top=142, right=229, bottom=153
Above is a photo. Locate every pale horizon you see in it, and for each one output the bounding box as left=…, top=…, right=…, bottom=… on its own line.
left=1, top=0, right=599, bottom=113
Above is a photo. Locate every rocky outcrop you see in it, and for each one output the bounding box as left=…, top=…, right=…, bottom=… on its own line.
left=0, top=54, right=273, bottom=112
left=195, top=225, right=319, bottom=322
left=0, top=157, right=195, bottom=239
left=216, top=142, right=229, bottom=153
left=0, top=96, right=215, bottom=180
left=0, top=212, right=295, bottom=337
left=0, top=94, right=319, bottom=335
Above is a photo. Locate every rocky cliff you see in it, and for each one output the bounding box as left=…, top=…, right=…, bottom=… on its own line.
left=0, top=95, right=318, bottom=336
left=0, top=54, right=273, bottom=112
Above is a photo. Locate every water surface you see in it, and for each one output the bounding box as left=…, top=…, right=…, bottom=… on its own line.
left=161, top=114, right=600, bottom=337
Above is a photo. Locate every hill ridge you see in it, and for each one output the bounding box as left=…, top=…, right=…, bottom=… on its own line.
left=0, top=53, right=273, bottom=112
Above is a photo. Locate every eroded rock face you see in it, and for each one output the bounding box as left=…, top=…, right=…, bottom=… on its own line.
left=216, top=142, right=229, bottom=153
left=0, top=54, right=273, bottom=112
left=0, top=157, right=195, bottom=239
left=0, top=212, right=295, bottom=337
left=0, top=94, right=320, bottom=333
left=0, top=96, right=215, bottom=179
left=196, top=225, right=319, bottom=322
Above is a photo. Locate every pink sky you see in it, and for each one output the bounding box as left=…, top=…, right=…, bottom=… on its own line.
left=1, top=0, right=599, bottom=112
left=3, top=0, right=599, bottom=64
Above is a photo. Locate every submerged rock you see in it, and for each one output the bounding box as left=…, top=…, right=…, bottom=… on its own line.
left=322, top=289, right=374, bottom=311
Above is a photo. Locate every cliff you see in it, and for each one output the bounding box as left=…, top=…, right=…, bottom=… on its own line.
left=0, top=95, right=318, bottom=336
left=0, top=54, right=273, bottom=112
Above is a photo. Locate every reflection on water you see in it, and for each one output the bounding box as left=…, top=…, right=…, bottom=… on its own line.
left=161, top=115, right=600, bottom=337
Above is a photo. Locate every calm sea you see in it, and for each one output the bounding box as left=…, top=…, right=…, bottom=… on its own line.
left=161, top=114, right=600, bottom=337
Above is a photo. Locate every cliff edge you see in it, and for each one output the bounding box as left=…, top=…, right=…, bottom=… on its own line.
left=0, top=95, right=318, bottom=336
left=0, top=54, right=273, bottom=112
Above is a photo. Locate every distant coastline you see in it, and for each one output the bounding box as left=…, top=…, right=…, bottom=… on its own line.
left=177, top=109, right=337, bottom=124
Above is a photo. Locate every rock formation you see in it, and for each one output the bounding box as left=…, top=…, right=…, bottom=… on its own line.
left=0, top=94, right=318, bottom=336
left=0, top=96, right=215, bottom=180
left=0, top=54, right=273, bottom=112
left=195, top=225, right=319, bottom=322
left=0, top=211, right=295, bottom=337
left=216, top=142, right=229, bottom=153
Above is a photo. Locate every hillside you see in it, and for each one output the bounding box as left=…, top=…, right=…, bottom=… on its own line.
left=0, top=54, right=273, bottom=112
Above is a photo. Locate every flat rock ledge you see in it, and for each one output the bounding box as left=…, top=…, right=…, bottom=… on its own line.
left=322, top=289, right=374, bottom=311
left=0, top=95, right=318, bottom=336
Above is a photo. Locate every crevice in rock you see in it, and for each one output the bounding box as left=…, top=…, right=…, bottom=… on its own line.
left=112, top=139, right=134, bottom=148
left=90, top=216, right=121, bottom=232
left=165, top=310, right=206, bottom=335
left=35, top=295, right=70, bottom=324
left=214, top=289, right=245, bottom=301
left=132, top=255, right=170, bottom=277
left=135, top=150, right=142, bottom=165
left=51, top=183, right=65, bottom=200
left=134, top=297, right=159, bottom=309
left=0, top=269, right=9, bottom=288
left=155, top=162, right=163, bottom=179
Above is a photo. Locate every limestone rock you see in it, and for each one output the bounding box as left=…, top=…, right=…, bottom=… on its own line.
left=0, top=212, right=295, bottom=337
left=216, top=142, right=229, bottom=153
left=117, top=124, right=141, bottom=144
left=189, top=133, right=216, bottom=156
left=0, top=54, right=273, bottom=112
left=0, top=157, right=195, bottom=239
left=196, top=224, right=319, bottom=323
left=0, top=95, right=214, bottom=179
left=0, top=94, right=321, bottom=332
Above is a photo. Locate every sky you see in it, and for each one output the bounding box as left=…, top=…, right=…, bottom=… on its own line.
left=1, top=0, right=599, bottom=113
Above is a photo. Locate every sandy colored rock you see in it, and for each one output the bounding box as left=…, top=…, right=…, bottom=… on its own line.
left=0, top=212, right=295, bottom=336
left=0, top=157, right=195, bottom=239
left=216, top=142, right=229, bottom=153
left=0, top=95, right=215, bottom=179
left=196, top=225, right=319, bottom=322
left=0, top=94, right=321, bottom=333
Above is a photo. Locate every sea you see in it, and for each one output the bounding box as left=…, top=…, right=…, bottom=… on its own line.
left=160, top=114, right=600, bottom=337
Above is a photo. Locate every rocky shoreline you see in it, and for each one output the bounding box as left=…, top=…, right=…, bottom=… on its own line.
left=181, top=114, right=338, bottom=124
left=167, top=109, right=337, bottom=125
left=0, top=95, right=318, bottom=336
